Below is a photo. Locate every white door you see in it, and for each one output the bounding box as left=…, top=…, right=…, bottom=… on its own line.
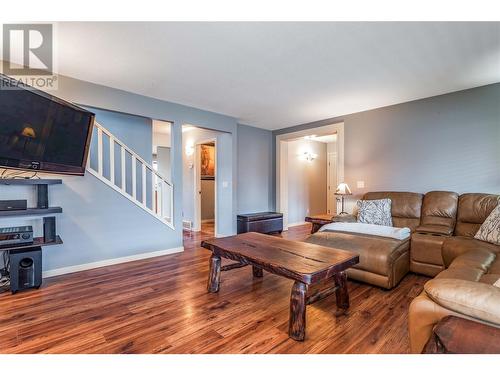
left=327, top=152, right=337, bottom=215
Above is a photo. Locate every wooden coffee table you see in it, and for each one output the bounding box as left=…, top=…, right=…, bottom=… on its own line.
left=201, top=232, right=359, bottom=341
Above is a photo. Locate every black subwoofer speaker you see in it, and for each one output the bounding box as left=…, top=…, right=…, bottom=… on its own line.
left=9, top=247, right=42, bottom=294
left=43, top=216, right=56, bottom=242
left=37, top=184, right=49, bottom=209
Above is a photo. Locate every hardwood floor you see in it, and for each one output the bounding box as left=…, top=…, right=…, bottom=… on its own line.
left=0, top=224, right=428, bottom=353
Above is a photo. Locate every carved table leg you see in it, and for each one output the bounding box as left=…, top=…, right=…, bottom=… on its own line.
left=207, top=254, right=221, bottom=293
left=252, top=266, right=263, bottom=278
left=289, top=281, right=308, bottom=341
left=333, top=271, right=349, bottom=309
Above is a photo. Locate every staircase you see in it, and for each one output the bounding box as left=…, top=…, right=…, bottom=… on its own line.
left=86, top=121, right=174, bottom=228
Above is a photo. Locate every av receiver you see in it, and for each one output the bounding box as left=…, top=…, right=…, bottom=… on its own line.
left=0, top=199, right=27, bottom=211
left=0, top=226, right=34, bottom=247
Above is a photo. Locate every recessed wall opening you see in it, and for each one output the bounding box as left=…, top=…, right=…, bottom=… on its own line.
left=198, top=141, right=216, bottom=235
left=152, top=119, right=172, bottom=222
left=276, top=122, right=345, bottom=229
left=182, top=124, right=230, bottom=238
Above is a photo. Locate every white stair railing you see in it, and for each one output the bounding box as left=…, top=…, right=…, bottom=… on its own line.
left=87, top=121, right=174, bottom=229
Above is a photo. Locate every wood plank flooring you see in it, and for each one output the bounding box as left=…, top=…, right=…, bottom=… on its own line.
left=0, top=223, right=428, bottom=353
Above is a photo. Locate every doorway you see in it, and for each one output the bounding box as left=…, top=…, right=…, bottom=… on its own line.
left=195, top=140, right=217, bottom=234
left=276, top=122, right=344, bottom=229
left=327, top=139, right=338, bottom=216
left=182, top=124, right=233, bottom=238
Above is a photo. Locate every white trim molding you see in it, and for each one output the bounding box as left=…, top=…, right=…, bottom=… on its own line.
left=42, top=246, right=184, bottom=278
left=286, top=221, right=308, bottom=228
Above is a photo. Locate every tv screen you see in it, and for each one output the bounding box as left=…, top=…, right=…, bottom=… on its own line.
left=0, top=75, right=94, bottom=175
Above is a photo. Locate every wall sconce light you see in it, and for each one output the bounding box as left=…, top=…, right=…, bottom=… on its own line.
left=185, top=142, right=194, bottom=156
left=303, top=151, right=317, bottom=162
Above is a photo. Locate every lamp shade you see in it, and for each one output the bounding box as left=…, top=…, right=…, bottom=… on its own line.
left=21, top=125, right=36, bottom=138
left=335, top=182, right=352, bottom=195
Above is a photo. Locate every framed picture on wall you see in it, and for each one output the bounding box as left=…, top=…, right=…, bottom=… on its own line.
left=201, top=143, right=215, bottom=180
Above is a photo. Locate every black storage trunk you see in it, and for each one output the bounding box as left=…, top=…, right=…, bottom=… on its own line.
left=237, top=212, right=283, bottom=234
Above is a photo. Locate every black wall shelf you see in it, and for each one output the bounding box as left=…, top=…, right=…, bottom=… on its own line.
left=1, top=236, right=63, bottom=253
left=0, top=178, right=62, bottom=185
left=0, top=207, right=63, bottom=217
left=1, top=177, right=64, bottom=293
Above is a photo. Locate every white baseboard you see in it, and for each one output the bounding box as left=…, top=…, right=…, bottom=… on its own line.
left=287, top=221, right=308, bottom=228
left=42, top=246, right=184, bottom=278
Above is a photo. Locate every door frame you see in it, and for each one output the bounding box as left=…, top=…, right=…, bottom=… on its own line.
left=276, top=122, right=344, bottom=230
left=194, top=138, right=217, bottom=234
left=326, top=150, right=338, bottom=215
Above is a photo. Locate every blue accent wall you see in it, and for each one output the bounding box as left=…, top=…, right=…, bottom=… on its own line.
left=237, top=124, right=274, bottom=214
left=0, top=73, right=275, bottom=273
left=84, top=106, right=153, bottom=164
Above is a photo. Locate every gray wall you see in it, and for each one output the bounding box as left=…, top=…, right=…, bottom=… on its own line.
left=0, top=173, right=179, bottom=272
left=1, top=73, right=268, bottom=273
left=237, top=124, right=274, bottom=214
left=201, top=180, right=215, bottom=220
left=274, top=83, right=500, bottom=208
left=287, top=139, right=327, bottom=224
left=156, top=146, right=171, bottom=182
left=85, top=106, right=153, bottom=163
left=55, top=74, right=240, bottom=241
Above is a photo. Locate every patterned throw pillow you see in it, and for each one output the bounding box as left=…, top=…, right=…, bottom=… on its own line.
left=357, top=199, right=393, bottom=226
left=494, top=278, right=500, bottom=288
left=474, top=204, right=500, bottom=245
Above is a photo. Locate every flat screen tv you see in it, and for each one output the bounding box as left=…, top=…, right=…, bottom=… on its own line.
left=0, top=74, right=95, bottom=176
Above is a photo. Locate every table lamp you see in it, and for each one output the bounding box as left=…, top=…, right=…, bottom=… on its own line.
left=335, top=182, right=352, bottom=215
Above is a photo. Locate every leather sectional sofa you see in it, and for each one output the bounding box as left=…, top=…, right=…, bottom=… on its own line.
left=306, top=191, right=423, bottom=289
left=408, top=193, right=500, bottom=353
left=304, top=190, right=499, bottom=353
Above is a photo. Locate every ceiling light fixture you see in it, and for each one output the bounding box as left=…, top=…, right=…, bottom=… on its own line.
left=303, top=151, right=317, bottom=162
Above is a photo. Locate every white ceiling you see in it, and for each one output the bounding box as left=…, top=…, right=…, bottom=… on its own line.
left=50, top=22, right=500, bottom=130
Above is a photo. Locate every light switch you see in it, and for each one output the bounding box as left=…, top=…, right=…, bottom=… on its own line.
left=222, top=181, right=229, bottom=188
left=357, top=181, right=365, bottom=189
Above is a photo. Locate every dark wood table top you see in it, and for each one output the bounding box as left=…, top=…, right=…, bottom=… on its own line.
left=201, top=232, right=359, bottom=285
left=305, top=214, right=334, bottom=224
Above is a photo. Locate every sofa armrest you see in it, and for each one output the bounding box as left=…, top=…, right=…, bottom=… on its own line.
left=415, top=224, right=453, bottom=236
left=442, top=236, right=500, bottom=267
left=331, top=214, right=357, bottom=223
left=424, top=279, right=500, bottom=325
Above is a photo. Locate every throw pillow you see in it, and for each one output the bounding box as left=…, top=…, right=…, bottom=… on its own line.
left=357, top=198, right=393, bottom=226
left=494, top=278, right=500, bottom=288
left=474, top=203, right=500, bottom=245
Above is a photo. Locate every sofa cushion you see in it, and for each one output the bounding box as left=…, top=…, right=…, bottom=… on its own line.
left=363, top=191, right=423, bottom=231
left=305, top=231, right=409, bottom=276
left=442, top=236, right=500, bottom=267
left=420, top=191, right=458, bottom=229
left=454, top=193, right=499, bottom=237
left=474, top=204, right=500, bottom=245
left=424, top=278, right=500, bottom=325
left=357, top=199, right=393, bottom=226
